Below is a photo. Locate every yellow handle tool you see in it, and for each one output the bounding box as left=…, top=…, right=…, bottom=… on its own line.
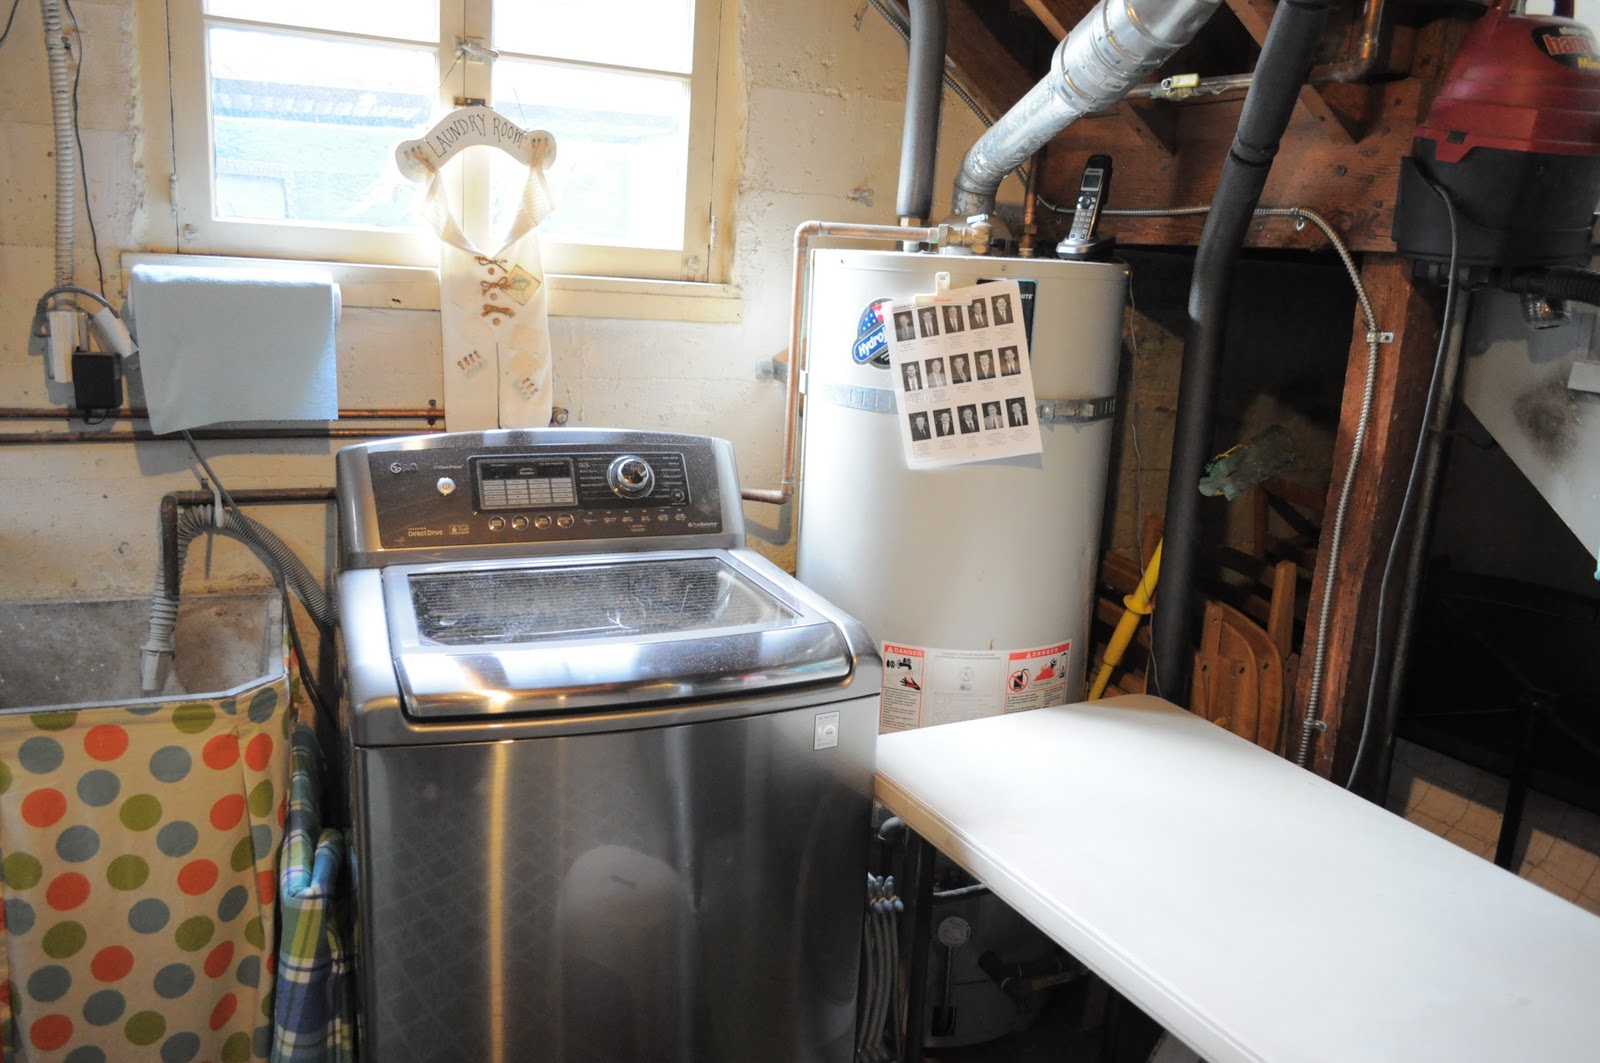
left=1087, top=538, right=1163, bottom=700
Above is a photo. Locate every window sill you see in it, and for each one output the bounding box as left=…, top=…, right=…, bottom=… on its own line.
left=121, top=253, right=742, bottom=324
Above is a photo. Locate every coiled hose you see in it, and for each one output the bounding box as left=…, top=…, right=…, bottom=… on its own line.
left=41, top=0, right=75, bottom=287
left=1535, top=266, right=1600, bottom=309
left=141, top=504, right=335, bottom=695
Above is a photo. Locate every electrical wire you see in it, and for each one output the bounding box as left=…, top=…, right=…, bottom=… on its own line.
left=1344, top=181, right=1461, bottom=789
left=61, top=0, right=104, bottom=294
left=1100, top=204, right=1381, bottom=760
left=0, top=0, right=22, bottom=49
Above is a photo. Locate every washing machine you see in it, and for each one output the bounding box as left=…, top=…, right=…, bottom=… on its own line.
left=335, top=429, right=880, bottom=1063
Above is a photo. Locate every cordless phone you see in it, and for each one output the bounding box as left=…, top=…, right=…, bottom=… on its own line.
left=1056, top=154, right=1114, bottom=260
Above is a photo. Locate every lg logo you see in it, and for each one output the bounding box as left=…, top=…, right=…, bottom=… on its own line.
left=389, top=461, right=420, bottom=474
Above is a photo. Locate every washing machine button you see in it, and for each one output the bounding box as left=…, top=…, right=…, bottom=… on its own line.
left=511, top=515, right=529, bottom=531
left=488, top=516, right=506, bottom=532
left=436, top=477, right=456, bottom=495
left=556, top=513, right=575, bottom=529
left=534, top=515, right=552, bottom=530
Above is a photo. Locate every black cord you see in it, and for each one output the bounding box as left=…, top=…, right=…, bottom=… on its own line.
left=1345, top=181, right=1461, bottom=791
left=285, top=598, right=338, bottom=735
left=61, top=0, right=105, bottom=294
left=0, top=0, right=22, bottom=49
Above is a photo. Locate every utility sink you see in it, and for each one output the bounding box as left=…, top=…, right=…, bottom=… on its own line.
left=0, top=592, right=284, bottom=711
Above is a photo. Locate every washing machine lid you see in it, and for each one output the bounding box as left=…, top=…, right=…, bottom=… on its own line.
left=380, top=550, right=853, bottom=717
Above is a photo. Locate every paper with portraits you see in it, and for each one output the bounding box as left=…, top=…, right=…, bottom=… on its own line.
left=886, top=279, right=1042, bottom=468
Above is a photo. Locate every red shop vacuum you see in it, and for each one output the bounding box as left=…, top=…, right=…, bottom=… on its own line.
left=1393, top=0, right=1600, bottom=299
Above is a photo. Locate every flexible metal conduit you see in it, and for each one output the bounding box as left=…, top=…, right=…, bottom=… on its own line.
left=897, top=0, right=947, bottom=225
left=41, top=0, right=74, bottom=287
left=1150, top=0, right=1337, bottom=704
left=741, top=218, right=989, bottom=505
left=949, top=0, right=1225, bottom=220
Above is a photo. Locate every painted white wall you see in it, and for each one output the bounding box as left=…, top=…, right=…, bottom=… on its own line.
left=0, top=0, right=1014, bottom=601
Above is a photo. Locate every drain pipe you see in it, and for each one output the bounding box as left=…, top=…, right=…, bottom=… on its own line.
left=897, top=0, right=947, bottom=228
left=42, top=0, right=75, bottom=287
left=1149, top=0, right=1337, bottom=702
left=949, top=0, right=1224, bottom=220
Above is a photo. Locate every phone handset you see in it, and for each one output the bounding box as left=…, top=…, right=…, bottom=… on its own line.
left=1056, top=154, right=1114, bottom=260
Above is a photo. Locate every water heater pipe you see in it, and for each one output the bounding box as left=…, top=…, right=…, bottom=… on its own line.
left=741, top=218, right=990, bottom=505
left=41, top=0, right=75, bottom=287
left=1150, top=0, right=1336, bottom=704
left=897, top=0, right=947, bottom=225
left=949, top=0, right=1224, bottom=220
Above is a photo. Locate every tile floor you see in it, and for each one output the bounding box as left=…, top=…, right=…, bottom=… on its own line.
left=1388, top=738, right=1600, bottom=916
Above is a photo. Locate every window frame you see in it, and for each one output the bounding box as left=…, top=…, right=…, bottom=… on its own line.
left=159, top=0, right=736, bottom=288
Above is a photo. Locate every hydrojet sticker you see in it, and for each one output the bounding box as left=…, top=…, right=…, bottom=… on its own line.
left=853, top=298, right=894, bottom=368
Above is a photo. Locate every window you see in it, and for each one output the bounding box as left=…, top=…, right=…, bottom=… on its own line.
left=164, top=0, right=731, bottom=282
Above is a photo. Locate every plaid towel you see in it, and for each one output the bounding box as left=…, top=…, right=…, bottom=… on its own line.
left=272, top=725, right=354, bottom=1063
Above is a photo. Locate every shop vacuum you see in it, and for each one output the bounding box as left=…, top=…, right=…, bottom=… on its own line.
left=1394, top=0, right=1600, bottom=300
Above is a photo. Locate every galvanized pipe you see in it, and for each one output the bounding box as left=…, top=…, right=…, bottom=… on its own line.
left=949, top=0, right=1224, bottom=219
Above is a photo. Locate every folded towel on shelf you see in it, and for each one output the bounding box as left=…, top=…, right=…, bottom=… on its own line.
left=127, top=264, right=340, bottom=435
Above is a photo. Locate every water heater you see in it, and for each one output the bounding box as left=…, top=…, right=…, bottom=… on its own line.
left=797, top=249, right=1128, bottom=729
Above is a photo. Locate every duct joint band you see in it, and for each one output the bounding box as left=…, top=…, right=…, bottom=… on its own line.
left=1037, top=395, right=1117, bottom=424
left=816, top=382, right=900, bottom=414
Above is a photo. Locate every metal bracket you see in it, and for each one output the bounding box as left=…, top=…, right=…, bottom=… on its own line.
left=1367, top=331, right=1394, bottom=345
left=1036, top=395, right=1117, bottom=425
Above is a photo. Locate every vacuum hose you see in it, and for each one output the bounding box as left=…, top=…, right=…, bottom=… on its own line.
left=1529, top=266, right=1600, bottom=310
left=141, top=504, right=335, bottom=695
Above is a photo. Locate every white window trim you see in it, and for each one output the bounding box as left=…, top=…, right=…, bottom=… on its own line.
left=135, top=0, right=743, bottom=322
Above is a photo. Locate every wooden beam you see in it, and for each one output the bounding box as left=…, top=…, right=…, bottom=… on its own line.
left=1290, top=255, right=1444, bottom=780
left=945, top=0, right=1035, bottom=117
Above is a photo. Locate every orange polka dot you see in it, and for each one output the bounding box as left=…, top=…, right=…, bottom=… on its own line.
left=243, top=734, right=273, bottom=773
left=210, top=794, right=246, bottom=832
left=203, top=734, right=240, bottom=770
left=204, top=940, right=235, bottom=980
left=265, top=950, right=277, bottom=977
left=177, top=859, right=219, bottom=896
left=257, top=869, right=277, bottom=904
left=209, top=992, right=238, bottom=1031
left=29, top=1013, right=73, bottom=1051
left=277, top=796, right=287, bottom=828
left=83, top=723, right=129, bottom=762
left=90, top=945, right=134, bottom=982
left=44, top=872, right=90, bottom=911
left=21, top=788, right=67, bottom=828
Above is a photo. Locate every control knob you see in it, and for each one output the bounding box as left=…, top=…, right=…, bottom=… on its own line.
left=606, top=455, right=655, bottom=499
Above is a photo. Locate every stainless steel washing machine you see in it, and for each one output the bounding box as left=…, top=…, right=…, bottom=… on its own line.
left=335, top=429, right=879, bottom=1063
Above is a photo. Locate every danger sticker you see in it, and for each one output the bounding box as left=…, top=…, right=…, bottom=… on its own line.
left=879, top=639, right=1072, bottom=732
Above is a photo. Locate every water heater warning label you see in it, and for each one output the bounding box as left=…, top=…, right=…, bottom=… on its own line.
left=879, top=639, right=1071, bottom=733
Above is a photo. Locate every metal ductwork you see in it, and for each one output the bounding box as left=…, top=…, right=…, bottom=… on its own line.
left=950, top=0, right=1224, bottom=219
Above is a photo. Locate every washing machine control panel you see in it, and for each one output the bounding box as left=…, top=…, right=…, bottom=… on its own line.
left=356, top=435, right=730, bottom=552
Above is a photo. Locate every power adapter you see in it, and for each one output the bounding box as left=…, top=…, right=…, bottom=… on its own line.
left=71, top=352, right=123, bottom=412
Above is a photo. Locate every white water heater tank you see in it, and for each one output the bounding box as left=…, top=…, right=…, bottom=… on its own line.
left=796, top=249, right=1127, bottom=729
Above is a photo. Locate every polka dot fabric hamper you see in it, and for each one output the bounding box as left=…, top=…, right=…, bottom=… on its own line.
left=0, top=650, right=294, bottom=1062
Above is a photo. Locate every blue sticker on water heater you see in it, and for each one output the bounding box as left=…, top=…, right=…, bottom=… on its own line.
left=852, top=299, right=894, bottom=368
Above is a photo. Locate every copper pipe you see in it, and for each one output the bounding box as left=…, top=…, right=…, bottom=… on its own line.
left=0, top=426, right=441, bottom=445
left=741, top=218, right=986, bottom=505
left=0, top=405, right=442, bottom=422
left=1018, top=154, right=1043, bottom=258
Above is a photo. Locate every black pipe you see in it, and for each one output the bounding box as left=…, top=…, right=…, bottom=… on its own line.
left=1150, top=0, right=1336, bottom=701
left=1531, top=266, right=1600, bottom=309
left=896, top=0, right=947, bottom=223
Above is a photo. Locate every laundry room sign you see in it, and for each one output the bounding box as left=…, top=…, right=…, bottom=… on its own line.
left=884, top=278, right=1043, bottom=468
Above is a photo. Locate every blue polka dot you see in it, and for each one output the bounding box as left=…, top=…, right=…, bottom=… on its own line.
left=76, top=769, right=121, bottom=807
left=250, top=823, right=275, bottom=860
left=27, top=964, right=72, bottom=1003
left=6, top=897, right=36, bottom=935
left=153, top=962, right=195, bottom=999
left=235, top=954, right=261, bottom=989
left=160, top=1032, right=201, bottom=1063
left=253, top=1025, right=272, bottom=1058
left=156, top=821, right=199, bottom=859
left=82, top=987, right=126, bottom=1026
left=128, top=897, right=171, bottom=934
left=18, top=736, right=64, bottom=774
left=219, top=696, right=239, bottom=717
left=64, top=1048, right=107, bottom=1063
left=217, top=885, right=250, bottom=923
left=125, top=702, right=163, bottom=716
left=247, top=687, right=278, bottom=724
left=149, top=746, right=192, bottom=783
left=55, top=824, right=101, bottom=862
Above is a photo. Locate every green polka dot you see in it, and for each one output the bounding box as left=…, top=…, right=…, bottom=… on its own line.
left=171, top=702, right=215, bottom=734
left=29, top=710, right=76, bottom=731
left=41, top=920, right=87, bottom=959
left=220, top=1031, right=252, bottom=1062
left=106, top=855, right=150, bottom=891
left=243, top=916, right=264, bottom=950
left=247, top=779, right=274, bottom=818
left=174, top=916, right=214, bottom=952
left=2, top=851, right=43, bottom=889
left=125, top=1009, right=166, bottom=1046
left=120, top=794, right=163, bottom=831
left=0, top=759, right=11, bottom=795
left=229, top=836, right=254, bottom=873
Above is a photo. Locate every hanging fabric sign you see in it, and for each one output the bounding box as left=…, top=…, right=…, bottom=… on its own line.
left=396, top=107, right=558, bottom=430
